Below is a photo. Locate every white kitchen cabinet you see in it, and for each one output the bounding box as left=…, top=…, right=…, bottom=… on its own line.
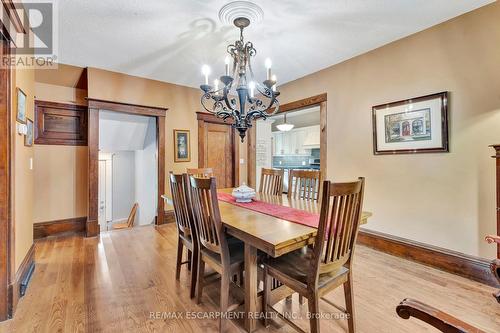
left=273, top=125, right=320, bottom=156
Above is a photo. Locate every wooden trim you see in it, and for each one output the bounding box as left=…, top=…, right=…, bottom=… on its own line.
left=247, top=94, right=328, bottom=188
left=490, top=144, right=500, bottom=259
left=157, top=116, right=165, bottom=225
left=358, top=228, right=499, bottom=287
left=275, top=93, right=327, bottom=114
left=87, top=108, right=99, bottom=237
left=196, top=111, right=235, bottom=125
left=87, top=98, right=168, bottom=117
left=33, top=217, right=86, bottom=239
left=87, top=102, right=167, bottom=234
left=1, top=0, right=27, bottom=34
left=8, top=244, right=34, bottom=315
left=0, top=34, right=12, bottom=321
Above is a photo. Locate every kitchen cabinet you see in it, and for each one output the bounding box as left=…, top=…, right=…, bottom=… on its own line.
left=272, top=125, right=319, bottom=156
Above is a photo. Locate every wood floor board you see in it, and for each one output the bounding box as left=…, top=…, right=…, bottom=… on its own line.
left=1, top=224, right=498, bottom=333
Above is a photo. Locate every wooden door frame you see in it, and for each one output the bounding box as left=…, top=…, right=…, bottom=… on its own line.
left=247, top=93, right=327, bottom=188
left=196, top=112, right=239, bottom=187
left=0, top=31, right=12, bottom=322
left=87, top=98, right=167, bottom=237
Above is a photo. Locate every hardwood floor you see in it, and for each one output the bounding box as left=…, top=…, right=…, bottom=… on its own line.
left=1, top=224, right=499, bottom=332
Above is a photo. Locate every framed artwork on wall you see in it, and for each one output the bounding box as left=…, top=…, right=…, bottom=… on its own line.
left=372, top=92, right=449, bottom=155
left=174, top=129, right=191, bottom=162
left=24, top=118, right=33, bottom=147
left=16, top=88, right=27, bottom=123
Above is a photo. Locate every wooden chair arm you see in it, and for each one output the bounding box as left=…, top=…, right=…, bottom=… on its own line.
left=396, top=298, right=485, bottom=333
left=485, top=235, right=500, bottom=245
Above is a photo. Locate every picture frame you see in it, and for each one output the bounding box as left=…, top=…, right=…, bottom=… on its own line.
left=372, top=92, right=448, bottom=155
left=24, top=118, right=33, bottom=147
left=174, top=129, right=191, bottom=162
left=16, top=88, right=27, bottom=124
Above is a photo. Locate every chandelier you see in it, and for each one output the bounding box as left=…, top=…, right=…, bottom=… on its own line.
left=199, top=16, right=280, bottom=142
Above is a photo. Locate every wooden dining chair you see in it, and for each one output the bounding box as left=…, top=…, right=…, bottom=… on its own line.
left=259, top=168, right=284, bottom=195
left=169, top=173, right=198, bottom=298
left=112, top=203, right=138, bottom=229
left=188, top=176, right=245, bottom=332
left=288, top=169, right=322, bottom=201
left=187, top=167, right=214, bottom=178
left=263, top=178, right=365, bottom=333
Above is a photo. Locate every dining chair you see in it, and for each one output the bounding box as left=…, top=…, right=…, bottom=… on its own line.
left=263, top=178, right=365, bottom=333
left=169, top=173, right=198, bottom=298
left=188, top=176, right=245, bottom=332
left=259, top=168, right=284, bottom=195
left=288, top=169, right=322, bottom=201
left=187, top=167, right=214, bottom=178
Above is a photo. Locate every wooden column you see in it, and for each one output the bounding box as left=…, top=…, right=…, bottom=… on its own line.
left=87, top=108, right=99, bottom=237
left=491, top=145, right=500, bottom=258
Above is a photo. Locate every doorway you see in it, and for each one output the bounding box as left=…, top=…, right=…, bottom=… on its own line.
left=87, top=99, right=166, bottom=237
left=197, top=112, right=239, bottom=188
left=247, top=93, right=327, bottom=189
left=98, top=111, right=158, bottom=231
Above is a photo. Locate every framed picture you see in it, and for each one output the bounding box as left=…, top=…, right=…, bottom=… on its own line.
left=24, top=118, right=33, bottom=147
left=174, top=129, right=191, bottom=162
left=16, top=88, right=27, bottom=123
left=372, top=92, right=448, bottom=155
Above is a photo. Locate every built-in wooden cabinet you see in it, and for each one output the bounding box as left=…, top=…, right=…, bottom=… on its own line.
left=273, top=125, right=319, bottom=156
left=34, top=100, right=88, bottom=146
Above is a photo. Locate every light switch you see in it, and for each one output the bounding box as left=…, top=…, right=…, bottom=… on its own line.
left=240, top=158, right=245, bottom=164
left=29, top=158, right=33, bottom=170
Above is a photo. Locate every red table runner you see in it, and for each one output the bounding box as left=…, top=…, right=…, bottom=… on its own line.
left=217, top=192, right=320, bottom=228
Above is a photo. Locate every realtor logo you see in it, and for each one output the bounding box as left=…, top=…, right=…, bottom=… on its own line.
left=2, top=1, right=58, bottom=68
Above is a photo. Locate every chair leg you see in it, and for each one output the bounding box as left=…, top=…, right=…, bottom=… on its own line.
left=187, top=249, right=192, bottom=271
left=189, top=248, right=198, bottom=299
left=196, top=256, right=205, bottom=304
left=175, top=238, right=183, bottom=280
left=344, top=274, right=356, bottom=333
left=308, top=293, right=320, bottom=333
left=262, top=267, right=271, bottom=328
left=220, top=271, right=230, bottom=333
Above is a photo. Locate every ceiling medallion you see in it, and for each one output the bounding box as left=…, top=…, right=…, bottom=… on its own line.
left=200, top=3, right=279, bottom=142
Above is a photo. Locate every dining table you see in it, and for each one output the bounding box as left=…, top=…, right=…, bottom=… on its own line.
left=217, top=188, right=372, bottom=332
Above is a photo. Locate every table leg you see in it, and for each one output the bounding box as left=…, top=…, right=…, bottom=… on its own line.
left=244, top=243, right=258, bottom=332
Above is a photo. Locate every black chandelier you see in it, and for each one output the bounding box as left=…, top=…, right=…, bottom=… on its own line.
left=200, top=17, right=280, bottom=142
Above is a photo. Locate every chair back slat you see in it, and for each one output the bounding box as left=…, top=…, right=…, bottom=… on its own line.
left=259, top=168, right=284, bottom=195
left=187, top=168, right=214, bottom=178
left=189, top=176, right=229, bottom=257
left=169, top=173, right=193, bottom=237
left=288, top=169, right=321, bottom=201
left=311, top=178, right=365, bottom=279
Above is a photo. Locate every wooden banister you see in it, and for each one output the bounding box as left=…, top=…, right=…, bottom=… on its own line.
left=396, top=298, right=485, bottom=333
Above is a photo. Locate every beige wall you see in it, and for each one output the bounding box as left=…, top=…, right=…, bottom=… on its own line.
left=87, top=67, right=202, bottom=182
left=12, top=62, right=35, bottom=271
left=277, top=2, right=500, bottom=258
left=33, top=82, right=88, bottom=222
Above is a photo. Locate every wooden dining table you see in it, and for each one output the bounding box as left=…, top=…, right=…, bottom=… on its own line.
left=217, top=188, right=372, bottom=332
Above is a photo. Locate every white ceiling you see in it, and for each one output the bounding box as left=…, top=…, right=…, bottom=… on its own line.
left=58, top=0, right=494, bottom=88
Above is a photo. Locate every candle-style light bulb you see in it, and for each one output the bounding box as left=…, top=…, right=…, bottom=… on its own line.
left=271, top=75, right=277, bottom=92
left=224, top=56, right=230, bottom=76
left=249, top=81, right=256, bottom=98
left=201, top=65, right=211, bottom=85
left=214, top=79, right=219, bottom=94
left=265, top=58, right=272, bottom=80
